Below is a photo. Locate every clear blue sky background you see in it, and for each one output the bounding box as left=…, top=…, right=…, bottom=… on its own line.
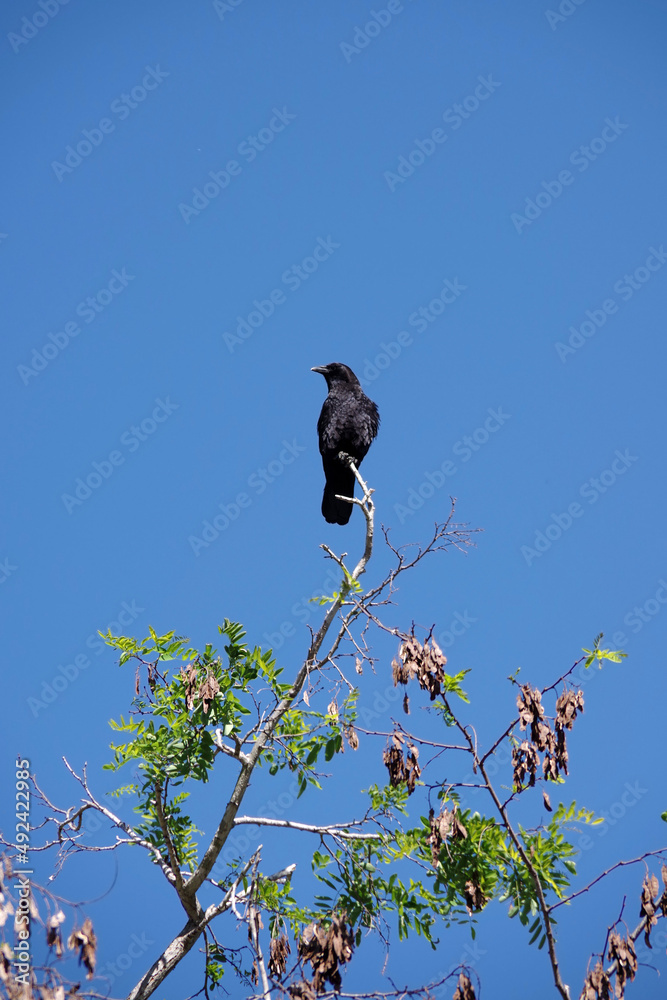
left=2, top=1, right=667, bottom=997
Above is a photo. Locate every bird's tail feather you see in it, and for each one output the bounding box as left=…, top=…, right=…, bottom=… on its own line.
left=322, top=468, right=355, bottom=525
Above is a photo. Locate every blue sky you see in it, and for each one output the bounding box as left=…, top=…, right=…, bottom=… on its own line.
left=2, top=0, right=667, bottom=996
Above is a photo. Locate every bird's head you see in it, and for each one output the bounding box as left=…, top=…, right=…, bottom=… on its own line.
left=311, top=362, right=360, bottom=388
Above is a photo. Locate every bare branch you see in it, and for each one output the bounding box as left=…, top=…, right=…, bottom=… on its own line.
left=34, top=486, right=479, bottom=1000
left=550, top=849, right=667, bottom=912
left=183, top=461, right=377, bottom=903
left=153, top=781, right=202, bottom=921
left=440, top=699, right=572, bottom=1000
left=248, top=855, right=272, bottom=1000
left=233, top=816, right=383, bottom=840
left=355, top=726, right=470, bottom=753
left=26, top=759, right=178, bottom=886
left=126, top=852, right=259, bottom=1000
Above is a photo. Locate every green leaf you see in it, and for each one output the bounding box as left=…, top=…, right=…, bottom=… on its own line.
left=582, top=633, right=627, bottom=669
left=529, top=923, right=543, bottom=945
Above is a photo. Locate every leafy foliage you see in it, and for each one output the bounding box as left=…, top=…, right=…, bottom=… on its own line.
left=8, top=473, right=664, bottom=1000
left=582, top=633, right=627, bottom=669
left=96, top=622, right=654, bottom=995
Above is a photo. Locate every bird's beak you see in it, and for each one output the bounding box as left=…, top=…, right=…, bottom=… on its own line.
left=311, top=366, right=328, bottom=375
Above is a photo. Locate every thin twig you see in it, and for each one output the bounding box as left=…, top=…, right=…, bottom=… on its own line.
left=550, top=849, right=667, bottom=912
left=233, top=816, right=383, bottom=840
left=355, top=726, right=469, bottom=753
left=248, top=854, right=272, bottom=1000
left=442, top=699, right=571, bottom=1000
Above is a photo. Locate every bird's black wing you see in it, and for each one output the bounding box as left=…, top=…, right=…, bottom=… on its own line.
left=355, top=396, right=380, bottom=452
left=316, top=385, right=379, bottom=524
left=317, top=396, right=347, bottom=454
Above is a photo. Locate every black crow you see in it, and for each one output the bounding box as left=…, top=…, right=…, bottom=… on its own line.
left=311, top=362, right=379, bottom=524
